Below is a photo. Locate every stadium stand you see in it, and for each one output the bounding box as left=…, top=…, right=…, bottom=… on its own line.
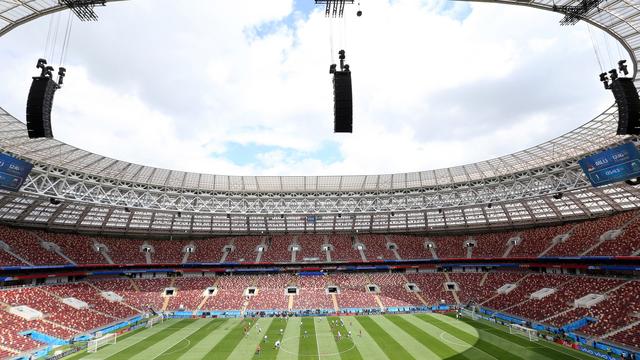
left=357, top=234, right=395, bottom=260
left=167, top=277, right=216, bottom=311
left=509, top=224, right=573, bottom=258
left=0, top=248, right=25, bottom=266
left=430, top=235, right=467, bottom=259
left=405, top=273, right=456, bottom=305
left=32, top=232, right=106, bottom=265
left=328, top=234, right=361, bottom=262
left=575, top=280, right=640, bottom=337
left=0, top=311, right=49, bottom=351
left=93, top=237, right=147, bottom=264
left=0, top=307, right=76, bottom=341
left=547, top=212, right=636, bottom=256
left=45, top=283, right=138, bottom=319
left=293, top=276, right=334, bottom=310
left=589, top=215, right=640, bottom=256
left=200, top=275, right=252, bottom=310
left=507, top=276, right=625, bottom=321
left=482, top=274, right=570, bottom=311
left=125, top=278, right=173, bottom=311
left=473, top=231, right=517, bottom=258
left=391, top=235, right=431, bottom=260
left=297, top=234, right=326, bottom=262
left=0, top=287, right=114, bottom=332
left=332, top=274, right=378, bottom=309
left=369, top=273, right=420, bottom=307
left=262, top=236, right=292, bottom=262
left=147, top=239, right=185, bottom=264
left=0, top=348, right=17, bottom=359
left=0, top=226, right=69, bottom=265
left=188, top=237, right=230, bottom=263
left=248, top=289, right=289, bottom=310
left=449, top=272, right=495, bottom=304
left=224, top=236, right=262, bottom=263
left=610, top=324, right=640, bottom=349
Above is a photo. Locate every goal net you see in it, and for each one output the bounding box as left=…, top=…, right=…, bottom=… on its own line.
left=87, top=333, right=117, bottom=353
left=509, top=324, right=538, bottom=341
left=460, top=308, right=478, bottom=320
left=147, top=315, right=164, bottom=328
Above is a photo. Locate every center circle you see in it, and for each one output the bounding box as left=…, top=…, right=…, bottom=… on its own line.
left=278, top=333, right=356, bottom=357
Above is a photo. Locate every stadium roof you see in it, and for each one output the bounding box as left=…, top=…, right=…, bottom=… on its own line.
left=0, top=0, right=640, bottom=234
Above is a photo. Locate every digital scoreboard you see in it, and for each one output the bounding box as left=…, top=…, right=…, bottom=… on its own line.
left=578, top=143, right=640, bottom=187
left=0, top=153, right=33, bottom=192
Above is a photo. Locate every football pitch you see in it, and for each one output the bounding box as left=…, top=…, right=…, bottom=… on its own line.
left=65, top=313, right=599, bottom=360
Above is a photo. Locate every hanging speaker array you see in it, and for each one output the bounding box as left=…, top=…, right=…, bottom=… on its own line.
left=330, top=50, right=353, bottom=133
left=600, top=60, right=640, bottom=136
left=25, top=59, right=65, bottom=139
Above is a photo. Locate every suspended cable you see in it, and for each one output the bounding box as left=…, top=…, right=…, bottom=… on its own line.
left=43, top=15, right=54, bottom=59
left=50, top=13, right=62, bottom=62
left=342, top=12, right=347, bottom=53
left=329, top=18, right=335, bottom=64
left=59, top=10, right=74, bottom=66
left=601, top=29, right=613, bottom=69
left=586, top=23, right=604, bottom=72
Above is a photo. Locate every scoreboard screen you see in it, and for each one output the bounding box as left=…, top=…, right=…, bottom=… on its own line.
left=578, top=143, right=640, bottom=187
left=0, top=153, right=33, bottom=192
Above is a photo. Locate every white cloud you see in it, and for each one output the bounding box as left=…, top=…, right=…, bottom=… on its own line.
left=0, top=0, right=628, bottom=176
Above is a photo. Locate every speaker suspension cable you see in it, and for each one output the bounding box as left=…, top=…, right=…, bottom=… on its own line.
left=59, top=10, right=74, bottom=66
left=329, top=18, right=335, bottom=64
left=586, top=23, right=604, bottom=72
left=49, top=12, right=62, bottom=62
left=601, top=28, right=613, bottom=69
left=43, top=15, right=54, bottom=59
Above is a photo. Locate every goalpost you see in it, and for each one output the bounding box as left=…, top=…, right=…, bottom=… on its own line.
left=460, top=308, right=478, bottom=320
left=509, top=323, right=539, bottom=341
left=146, top=315, right=164, bottom=328
left=87, top=333, right=117, bottom=353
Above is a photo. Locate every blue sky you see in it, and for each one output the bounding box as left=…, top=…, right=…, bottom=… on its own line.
left=0, top=0, right=626, bottom=176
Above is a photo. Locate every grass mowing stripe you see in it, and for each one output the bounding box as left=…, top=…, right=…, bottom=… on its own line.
left=67, top=326, right=146, bottom=358
left=253, top=317, right=287, bottom=359
left=202, top=318, right=256, bottom=360
left=384, top=315, right=468, bottom=360
left=327, top=317, right=363, bottom=360
left=104, top=319, right=194, bottom=360
left=128, top=319, right=208, bottom=360
left=299, top=317, right=319, bottom=359
left=276, top=317, right=300, bottom=360
left=63, top=323, right=153, bottom=360
left=417, top=314, right=526, bottom=360
left=355, top=316, right=415, bottom=360
left=154, top=319, right=226, bottom=360
left=454, top=316, right=595, bottom=360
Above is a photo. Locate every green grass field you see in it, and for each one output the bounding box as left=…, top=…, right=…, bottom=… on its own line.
left=64, top=313, right=600, bottom=360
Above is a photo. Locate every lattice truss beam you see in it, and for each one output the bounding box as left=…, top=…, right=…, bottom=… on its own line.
left=1, top=183, right=639, bottom=233
left=13, top=157, right=595, bottom=210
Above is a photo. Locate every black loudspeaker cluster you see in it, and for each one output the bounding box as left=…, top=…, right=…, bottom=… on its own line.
left=26, top=59, right=65, bottom=139
left=600, top=60, right=640, bottom=135
left=330, top=50, right=353, bottom=133
left=333, top=71, right=352, bottom=133
left=611, top=78, right=640, bottom=135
